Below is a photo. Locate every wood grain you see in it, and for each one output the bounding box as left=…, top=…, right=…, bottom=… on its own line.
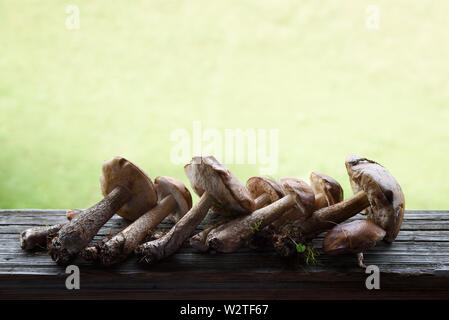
left=0, top=209, right=448, bottom=299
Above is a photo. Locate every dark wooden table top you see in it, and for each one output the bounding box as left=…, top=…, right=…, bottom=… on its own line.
left=1, top=209, right=448, bottom=299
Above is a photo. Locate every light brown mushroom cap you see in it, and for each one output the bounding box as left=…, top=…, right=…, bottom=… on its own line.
left=184, top=156, right=255, bottom=214
left=279, top=178, right=315, bottom=219
left=345, top=154, right=405, bottom=243
left=246, top=176, right=284, bottom=204
left=100, top=157, right=158, bottom=221
left=155, top=176, right=193, bottom=223
left=323, top=220, right=386, bottom=255
left=310, top=172, right=344, bottom=206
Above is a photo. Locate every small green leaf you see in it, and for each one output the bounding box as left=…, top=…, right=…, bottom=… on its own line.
left=296, top=243, right=306, bottom=253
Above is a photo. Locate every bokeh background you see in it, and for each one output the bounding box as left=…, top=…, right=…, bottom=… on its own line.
left=1, top=1, right=448, bottom=210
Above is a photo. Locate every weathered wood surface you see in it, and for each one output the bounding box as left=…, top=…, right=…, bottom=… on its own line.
left=0, top=209, right=449, bottom=299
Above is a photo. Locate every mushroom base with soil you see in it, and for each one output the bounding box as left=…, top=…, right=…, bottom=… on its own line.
left=48, top=185, right=132, bottom=265
left=206, top=178, right=315, bottom=253
left=83, top=194, right=178, bottom=265
left=272, top=190, right=370, bottom=257
left=20, top=210, right=82, bottom=251
left=135, top=192, right=214, bottom=264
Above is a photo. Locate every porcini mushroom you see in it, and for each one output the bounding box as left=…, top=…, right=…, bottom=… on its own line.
left=205, top=177, right=316, bottom=253
left=310, top=172, right=344, bottom=210
left=345, top=155, right=405, bottom=242
left=189, top=176, right=284, bottom=252
left=48, top=157, right=158, bottom=265
left=297, top=155, right=403, bottom=239
left=272, top=172, right=344, bottom=229
left=323, top=219, right=386, bottom=268
left=274, top=155, right=405, bottom=256
left=20, top=210, right=82, bottom=251
left=135, top=155, right=255, bottom=264
left=82, top=176, right=192, bottom=265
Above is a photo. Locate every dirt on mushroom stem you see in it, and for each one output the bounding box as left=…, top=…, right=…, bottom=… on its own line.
left=82, top=194, right=178, bottom=266
left=206, top=193, right=298, bottom=253
left=272, top=190, right=370, bottom=257
left=20, top=223, right=64, bottom=251
left=248, top=172, right=344, bottom=252
left=205, top=177, right=316, bottom=253
left=189, top=192, right=272, bottom=252
left=189, top=214, right=234, bottom=252
left=48, top=185, right=132, bottom=265
left=20, top=210, right=82, bottom=251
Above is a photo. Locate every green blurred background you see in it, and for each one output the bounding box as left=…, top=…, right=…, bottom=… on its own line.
left=0, top=1, right=448, bottom=210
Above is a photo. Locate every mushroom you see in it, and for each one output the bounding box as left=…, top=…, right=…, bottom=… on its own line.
left=205, top=177, right=316, bottom=253
left=135, top=155, right=255, bottom=264
left=274, top=155, right=405, bottom=256
left=345, top=155, right=405, bottom=243
left=310, top=172, right=344, bottom=210
left=82, top=176, right=192, bottom=265
left=271, top=172, right=344, bottom=229
left=189, top=176, right=284, bottom=252
left=20, top=210, right=82, bottom=251
left=47, top=157, right=158, bottom=265
left=323, top=219, right=386, bottom=268
left=246, top=176, right=285, bottom=209
left=156, top=176, right=192, bottom=224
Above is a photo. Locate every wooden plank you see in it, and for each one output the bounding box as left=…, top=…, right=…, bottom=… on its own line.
left=0, top=209, right=449, bottom=299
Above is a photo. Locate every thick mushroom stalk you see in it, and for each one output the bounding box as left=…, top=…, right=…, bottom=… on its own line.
left=20, top=210, right=82, bottom=251
left=272, top=172, right=344, bottom=229
left=135, top=155, right=255, bottom=264
left=135, top=192, right=214, bottom=264
left=323, top=219, right=386, bottom=268
left=188, top=192, right=270, bottom=252
left=294, top=190, right=370, bottom=239
left=47, top=157, right=157, bottom=265
left=83, top=176, right=192, bottom=266
left=206, top=178, right=315, bottom=253
left=273, top=155, right=405, bottom=257
left=190, top=176, right=283, bottom=252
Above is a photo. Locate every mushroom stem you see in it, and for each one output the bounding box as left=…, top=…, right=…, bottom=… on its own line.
left=83, top=194, right=178, bottom=265
left=314, top=193, right=328, bottom=211
left=190, top=225, right=218, bottom=252
left=48, top=185, right=131, bottom=265
left=20, top=210, right=82, bottom=251
left=207, top=194, right=296, bottom=253
left=271, top=194, right=328, bottom=230
left=189, top=192, right=272, bottom=252
left=253, top=193, right=271, bottom=209
left=298, top=190, right=369, bottom=239
left=135, top=192, right=214, bottom=264
left=273, top=191, right=370, bottom=257
left=20, top=224, right=64, bottom=251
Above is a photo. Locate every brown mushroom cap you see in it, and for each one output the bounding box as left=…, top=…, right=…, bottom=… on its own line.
left=279, top=178, right=315, bottom=219
left=323, top=219, right=386, bottom=255
left=155, top=176, right=193, bottom=223
left=246, top=176, right=284, bottom=204
left=345, top=154, right=405, bottom=243
left=310, top=172, right=344, bottom=206
left=184, top=156, right=255, bottom=214
left=100, top=157, right=158, bottom=221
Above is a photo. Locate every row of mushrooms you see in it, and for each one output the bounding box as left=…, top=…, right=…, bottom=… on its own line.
left=20, top=154, right=405, bottom=268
